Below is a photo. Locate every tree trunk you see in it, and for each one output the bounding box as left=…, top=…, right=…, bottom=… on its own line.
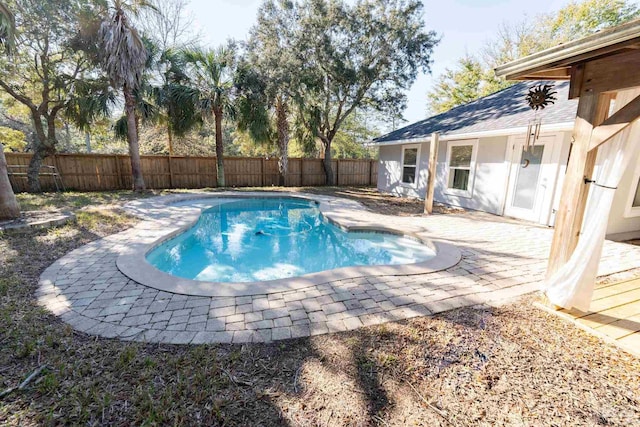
left=276, top=96, right=289, bottom=187
left=27, top=111, right=48, bottom=192
left=28, top=111, right=60, bottom=192
left=64, top=122, right=71, bottom=147
left=124, top=85, right=146, bottom=191
left=214, top=108, right=225, bottom=187
left=27, top=149, right=44, bottom=193
left=0, top=143, right=20, bottom=220
left=322, top=138, right=334, bottom=186
left=167, top=123, right=174, bottom=156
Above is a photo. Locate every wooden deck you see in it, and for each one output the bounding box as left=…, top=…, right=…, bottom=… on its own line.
left=546, top=276, right=640, bottom=357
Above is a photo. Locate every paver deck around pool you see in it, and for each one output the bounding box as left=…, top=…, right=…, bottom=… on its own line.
left=37, top=192, right=640, bottom=344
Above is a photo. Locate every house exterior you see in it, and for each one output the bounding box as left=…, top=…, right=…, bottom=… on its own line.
left=373, top=81, right=640, bottom=241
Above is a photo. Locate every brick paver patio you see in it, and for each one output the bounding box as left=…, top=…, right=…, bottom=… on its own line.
left=37, top=192, right=640, bottom=344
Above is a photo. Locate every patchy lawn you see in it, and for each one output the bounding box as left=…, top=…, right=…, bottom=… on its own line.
left=15, top=186, right=460, bottom=216
left=1, top=189, right=639, bottom=426
left=15, top=190, right=162, bottom=212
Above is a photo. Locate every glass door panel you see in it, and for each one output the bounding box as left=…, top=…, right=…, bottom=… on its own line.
left=512, top=145, right=545, bottom=210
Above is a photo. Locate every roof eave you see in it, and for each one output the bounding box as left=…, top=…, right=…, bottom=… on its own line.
left=370, top=122, right=575, bottom=146
left=495, top=19, right=640, bottom=81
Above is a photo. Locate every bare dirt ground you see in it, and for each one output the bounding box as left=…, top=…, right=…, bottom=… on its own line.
left=1, top=189, right=639, bottom=426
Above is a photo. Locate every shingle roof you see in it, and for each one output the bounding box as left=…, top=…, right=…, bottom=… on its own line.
left=374, top=81, right=577, bottom=144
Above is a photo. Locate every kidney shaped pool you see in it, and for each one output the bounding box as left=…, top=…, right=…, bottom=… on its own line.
left=146, top=198, right=435, bottom=283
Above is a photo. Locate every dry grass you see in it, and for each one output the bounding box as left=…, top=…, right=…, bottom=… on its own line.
left=1, top=189, right=639, bottom=426
left=14, top=186, right=462, bottom=217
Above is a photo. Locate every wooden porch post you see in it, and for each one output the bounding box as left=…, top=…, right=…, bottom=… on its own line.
left=424, top=132, right=439, bottom=214
left=546, top=91, right=612, bottom=277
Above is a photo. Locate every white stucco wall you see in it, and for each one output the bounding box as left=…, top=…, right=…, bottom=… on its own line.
left=377, top=136, right=510, bottom=214
left=376, top=130, right=640, bottom=239
left=377, top=141, right=431, bottom=199
left=434, top=136, right=510, bottom=215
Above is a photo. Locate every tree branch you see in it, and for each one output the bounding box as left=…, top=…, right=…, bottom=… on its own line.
left=0, top=78, right=38, bottom=110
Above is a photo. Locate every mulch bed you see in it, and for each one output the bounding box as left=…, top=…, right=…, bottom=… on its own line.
left=1, top=190, right=639, bottom=426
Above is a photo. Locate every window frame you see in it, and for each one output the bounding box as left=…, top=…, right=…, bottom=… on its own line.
left=400, top=144, right=421, bottom=188
left=444, top=139, right=478, bottom=198
left=624, top=159, right=640, bottom=218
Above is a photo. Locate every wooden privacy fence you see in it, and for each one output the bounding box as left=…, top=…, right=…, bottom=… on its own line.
left=5, top=153, right=378, bottom=192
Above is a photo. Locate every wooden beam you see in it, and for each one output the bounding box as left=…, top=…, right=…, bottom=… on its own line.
left=424, top=132, right=439, bottom=214
left=546, top=92, right=612, bottom=277
left=588, top=92, right=640, bottom=151
left=569, top=64, right=585, bottom=100
left=582, top=49, right=640, bottom=95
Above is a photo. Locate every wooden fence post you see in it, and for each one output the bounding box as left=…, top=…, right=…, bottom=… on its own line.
left=300, top=158, right=305, bottom=187
left=424, top=132, right=439, bottom=214
left=52, top=154, right=63, bottom=191
left=369, top=160, right=373, bottom=186
left=336, top=159, right=340, bottom=186
left=213, top=157, right=218, bottom=188
left=114, top=155, right=124, bottom=189
left=261, top=157, right=265, bottom=187
left=196, top=158, right=201, bottom=188
left=168, top=155, right=174, bottom=189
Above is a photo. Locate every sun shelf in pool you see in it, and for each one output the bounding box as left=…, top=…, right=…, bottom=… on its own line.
left=146, top=198, right=435, bottom=283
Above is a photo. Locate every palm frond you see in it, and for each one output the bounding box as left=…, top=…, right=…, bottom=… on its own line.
left=113, top=115, right=129, bottom=140
left=0, top=2, right=15, bottom=54
left=65, top=79, right=117, bottom=131
left=98, top=4, right=148, bottom=89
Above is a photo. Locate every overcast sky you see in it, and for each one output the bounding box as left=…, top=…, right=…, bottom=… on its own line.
left=184, top=0, right=637, bottom=125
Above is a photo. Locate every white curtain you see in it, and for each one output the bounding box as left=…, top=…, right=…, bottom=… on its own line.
left=545, top=88, right=640, bottom=311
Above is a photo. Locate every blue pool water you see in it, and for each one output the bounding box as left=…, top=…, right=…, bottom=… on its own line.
left=147, top=198, right=435, bottom=282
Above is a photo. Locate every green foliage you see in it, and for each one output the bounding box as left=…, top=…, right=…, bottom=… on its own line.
left=428, top=57, right=488, bottom=114
left=182, top=44, right=238, bottom=121
left=64, top=78, right=116, bottom=131
left=0, top=125, right=25, bottom=151
left=331, top=111, right=379, bottom=159
left=292, top=0, right=437, bottom=140
left=258, top=0, right=437, bottom=181
left=426, top=0, right=640, bottom=114
left=0, top=0, right=100, bottom=150
left=181, top=43, right=240, bottom=184
left=240, top=0, right=301, bottom=161
left=547, top=0, right=640, bottom=42
left=0, top=2, right=15, bottom=53
left=234, top=63, right=273, bottom=145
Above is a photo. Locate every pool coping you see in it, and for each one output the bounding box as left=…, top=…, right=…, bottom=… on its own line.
left=116, top=192, right=462, bottom=297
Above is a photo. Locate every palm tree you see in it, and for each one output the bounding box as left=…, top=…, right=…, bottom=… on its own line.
left=0, top=2, right=20, bottom=220
left=64, top=77, right=116, bottom=152
left=244, top=0, right=300, bottom=186
left=97, top=0, right=151, bottom=191
left=145, top=44, right=201, bottom=155
left=183, top=46, right=237, bottom=187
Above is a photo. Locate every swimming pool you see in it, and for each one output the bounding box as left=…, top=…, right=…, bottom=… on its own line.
left=146, top=198, right=436, bottom=282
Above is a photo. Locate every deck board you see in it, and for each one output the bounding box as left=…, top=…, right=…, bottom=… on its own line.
left=552, top=277, right=640, bottom=357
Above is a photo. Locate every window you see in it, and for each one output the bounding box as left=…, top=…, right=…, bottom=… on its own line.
left=401, top=145, right=420, bottom=186
left=445, top=140, right=477, bottom=197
